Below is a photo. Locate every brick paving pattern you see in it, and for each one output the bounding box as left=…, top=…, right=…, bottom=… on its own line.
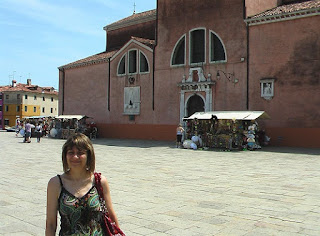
left=0, top=132, right=319, bottom=235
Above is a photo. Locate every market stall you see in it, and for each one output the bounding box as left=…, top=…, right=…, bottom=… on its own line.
left=183, top=111, right=270, bottom=150
left=50, top=115, right=96, bottom=139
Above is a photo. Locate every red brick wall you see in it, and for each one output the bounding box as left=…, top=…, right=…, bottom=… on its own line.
left=249, top=16, right=320, bottom=147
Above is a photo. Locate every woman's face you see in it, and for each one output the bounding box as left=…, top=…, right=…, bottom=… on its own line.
left=66, top=146, right=88, bottom=171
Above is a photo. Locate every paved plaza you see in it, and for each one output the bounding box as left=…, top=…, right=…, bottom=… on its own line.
left=0, top=131, right=320, bottom=236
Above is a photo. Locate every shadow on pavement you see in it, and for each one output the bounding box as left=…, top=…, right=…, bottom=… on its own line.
left=92, top=138, right=174, bottom=148
left=91, top=138, right=320, bottom=155
left=259, top=146, right=320, bottom=155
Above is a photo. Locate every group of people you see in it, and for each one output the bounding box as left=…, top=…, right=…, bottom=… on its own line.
left=16, top=119, right=47, bottom=143
left=15, top=117, right=98, bottom=143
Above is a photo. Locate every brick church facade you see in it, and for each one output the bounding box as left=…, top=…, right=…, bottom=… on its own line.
left=59, top=0, right=320, bottom=147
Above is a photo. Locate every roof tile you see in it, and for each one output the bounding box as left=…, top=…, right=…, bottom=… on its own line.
left=0, top=83, right=58, bottom=95
left=250, top=0, right=320, bottom=19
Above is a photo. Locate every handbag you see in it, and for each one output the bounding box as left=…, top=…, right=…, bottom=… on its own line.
left=94, top=172, right=126, bottom=236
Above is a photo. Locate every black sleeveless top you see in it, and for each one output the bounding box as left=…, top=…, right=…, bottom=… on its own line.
left=57, top=175, right=104, bottom=235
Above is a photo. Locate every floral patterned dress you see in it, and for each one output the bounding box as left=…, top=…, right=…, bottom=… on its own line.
left=57, top=175, right=104, bottom=236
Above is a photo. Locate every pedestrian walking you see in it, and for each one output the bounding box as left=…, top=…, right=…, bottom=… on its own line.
left=24, top=120, right=34, bottom=143
left=35, top=123, right=42, bottom=143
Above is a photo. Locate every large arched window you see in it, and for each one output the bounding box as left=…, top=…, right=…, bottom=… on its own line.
left=210, top=31, right=226, bottom=62
left=117, top=49, right=150, bottom=76
left=171, top=35, right=186, bottom=66
left=190, top=28, right=205, bottom=64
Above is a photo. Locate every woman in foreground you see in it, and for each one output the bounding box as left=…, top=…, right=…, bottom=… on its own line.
left=46, top=133, right=122, bottom=235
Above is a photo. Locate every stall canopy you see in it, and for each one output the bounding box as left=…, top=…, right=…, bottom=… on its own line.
left=183, top=111, right=270, bottom=121
left=55, top=115, right=87, bottom=120
left=23, top=115, right=54, bottom=119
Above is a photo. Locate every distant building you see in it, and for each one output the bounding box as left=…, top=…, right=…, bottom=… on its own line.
left=0, top=79, right=58, bottom=128
left=58, top=0, right=320, bottom=147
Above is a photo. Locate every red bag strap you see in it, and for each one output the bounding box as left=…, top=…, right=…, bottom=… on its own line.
left=94, top=172, right=104, bottom=198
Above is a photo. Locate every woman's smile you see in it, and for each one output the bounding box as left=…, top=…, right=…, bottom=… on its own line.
left=66, top=147, right=87, bottom=168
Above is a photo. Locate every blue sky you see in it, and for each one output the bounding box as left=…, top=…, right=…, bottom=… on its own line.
left=0, top=0, right=156, bottom=89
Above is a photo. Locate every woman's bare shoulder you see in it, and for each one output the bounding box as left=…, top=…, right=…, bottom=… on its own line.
left=99, top=174, right=108, bottom=183
left=47, top=175, right=61, bottom=189
left=99, top=174, right=110, bottom=188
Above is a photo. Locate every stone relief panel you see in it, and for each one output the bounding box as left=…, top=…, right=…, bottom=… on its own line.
left=124, top=86, right=140, bottom=115
left=260, top=79, right=274, bottom=100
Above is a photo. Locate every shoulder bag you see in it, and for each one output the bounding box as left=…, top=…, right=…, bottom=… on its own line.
left=94, top=172, right=126, bottom=236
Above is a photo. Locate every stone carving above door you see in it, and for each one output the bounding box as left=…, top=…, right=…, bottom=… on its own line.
left=184, top=67, right=207, bottom=83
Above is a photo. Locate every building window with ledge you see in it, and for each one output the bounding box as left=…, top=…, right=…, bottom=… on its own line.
left=25, top=106, right=27, bottom=112
left=5, top=105, right=9, bottom=112
left=34, top=107, right=36, bottom=112
left=210, top=31, right=226, bottom=62
left=34, top=95, right=37, bottom=100
left=51, top=97, right=54, bottom=102
left=171, top=35, right=186, bottom=66
left=25, top=95, right=28, bottom=100
left=43, top=97, right=45, bottom=101
left=16, top=106, right=20, bottom=112
left=190, top=28, right=205, bottom=64
left=51, top=108, right=53, bottom=113
left=42, top=107, right=45, bottom=113
left=0, top=105, right=2, bottom=111
left=0, top=94, right=2, bottom=100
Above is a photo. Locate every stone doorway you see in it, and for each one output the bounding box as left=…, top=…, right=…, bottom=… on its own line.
left=187, top=94, right=205, bottom=117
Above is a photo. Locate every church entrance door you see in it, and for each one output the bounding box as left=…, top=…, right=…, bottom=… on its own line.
left=187, top=94, right=204, bottom=117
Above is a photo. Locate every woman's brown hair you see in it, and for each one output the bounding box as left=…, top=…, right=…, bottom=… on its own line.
left=62, top=133, right=95, bottom=173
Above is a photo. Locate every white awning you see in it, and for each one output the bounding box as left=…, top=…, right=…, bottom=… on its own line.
left=183, top=111, right=270, bottom=121
left=22, top=115, right=54, bottom=119
left=55, top=115, right=86, bottom=120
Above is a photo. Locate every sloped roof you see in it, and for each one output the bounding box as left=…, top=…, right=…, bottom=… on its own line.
left=59, top=50, right=118, bottom=70
left=131, top=36, right=155, bottom=49
left=250, top=0, right=320, bottom=19
left=246, top=0, right=320, bottom=25
left=0, top=83, right=58, bottom=95
left=104, top=9, right=156, bottom=31
left=60, top=36, right=155, bottom=70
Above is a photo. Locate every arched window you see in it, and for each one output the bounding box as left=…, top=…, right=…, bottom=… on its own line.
left=139, top=51, right=149, bottom=73
left=210, top=31, right=226, bottom=62
left=171, top=35, right=185, bottom=66
left=190, top=28, right=205, bottom=64
left=117, top=49, right=150, bottom=76
left=117, top=54, right=126, bottom=75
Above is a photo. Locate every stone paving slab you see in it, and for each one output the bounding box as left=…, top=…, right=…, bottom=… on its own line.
left=0, top=132, right=320, bottom=235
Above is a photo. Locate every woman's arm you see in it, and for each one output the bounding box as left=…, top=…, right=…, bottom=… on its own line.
left=100, top=175, right=120, bottom=227
left=45, top=176, right=60, bottom=236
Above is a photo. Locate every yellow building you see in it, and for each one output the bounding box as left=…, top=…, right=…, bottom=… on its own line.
left=0, top=79, right=58, bottom=128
